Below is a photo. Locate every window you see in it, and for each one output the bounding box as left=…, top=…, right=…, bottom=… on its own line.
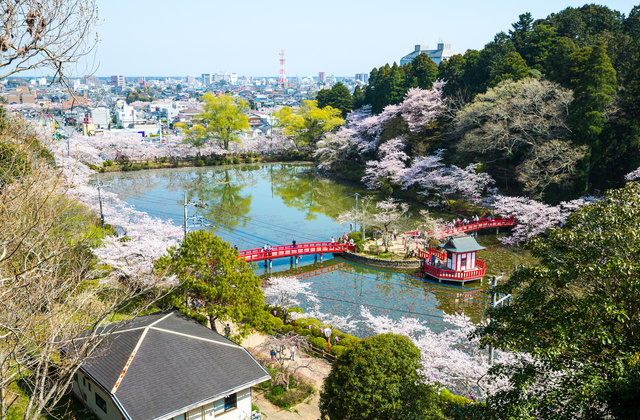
left=73, top=374, right=78, bottom=382
left=461, top=257, right=467, bottom=268
left=95, top=393, right=107, bottom=413
left=224, top=394, right=237, bottom=411
left=214, top=393, right=237, bottom=415
left=88, top=382, right=91, bottom=391
left=82, top=377, right=86, bottom=387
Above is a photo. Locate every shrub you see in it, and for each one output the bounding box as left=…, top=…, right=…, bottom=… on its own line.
left=195, top=159, right=205, bottom=167
left=130, top=164, right=142, bottom=171
left=280, top=325, right=294, bottom=333
left=233, top=157, right=241, bottom=164
left=104, top=160, right=114, bottom=166
left=348, top=231, right=362, bottom=242
left=310, top=336, right=329, bottom=350
left=310, top=326, right=323, bottom=338
left=355, top=243, right=364, bottom=253
left=246, top=156, right=253, bottom=163
left=160, top=157, right=168, bottom=163
left=330, top=345, right=346, bottom=357
left=87, top=164, right=99, bottom=171
left=225, top=158, right=231, bottom=165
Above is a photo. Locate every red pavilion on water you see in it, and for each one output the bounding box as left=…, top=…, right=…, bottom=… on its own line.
left=420, top=235, right=486, bottom=285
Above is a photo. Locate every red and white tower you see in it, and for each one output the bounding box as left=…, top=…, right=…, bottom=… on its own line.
left=277, top=50, right=287, bottom=88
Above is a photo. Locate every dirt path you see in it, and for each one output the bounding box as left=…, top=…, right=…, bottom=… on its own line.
left=242, top=331, right=330, bottom=419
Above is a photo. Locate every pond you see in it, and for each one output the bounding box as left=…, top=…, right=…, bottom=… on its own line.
left=102, top=163, right=491, bottom=337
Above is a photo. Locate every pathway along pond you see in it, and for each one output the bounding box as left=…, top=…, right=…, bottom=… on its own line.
left=103, top=163, right=493, bottom=337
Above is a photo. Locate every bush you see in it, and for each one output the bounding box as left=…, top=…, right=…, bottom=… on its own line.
left=233, top=157, right=241, bottom=164
left=310, top=336, right=329, bottom=350
left=280, top=325, right=294, bottom=333
left=131, top=164, right=142, bottom=171
left=330, top=345, right=346, bottom=357
left=355, top=243, right=364, bottom=253
left=104, top=160, right=113, bottom=166
left=195, top=159, right=205, bottom=167
left=348, top=231, right=362, bottom=242
left=246, top=156, right=253, bottom=163
left=160, top=157, right=168, bottom=163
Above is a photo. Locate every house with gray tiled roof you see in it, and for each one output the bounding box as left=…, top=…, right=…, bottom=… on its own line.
left=400, top=43, right=457, bottom=66
left=71, top=311, right=269, bottom=420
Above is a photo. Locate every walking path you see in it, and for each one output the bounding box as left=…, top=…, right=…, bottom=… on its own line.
left=242, top=331, right=331, bottom=420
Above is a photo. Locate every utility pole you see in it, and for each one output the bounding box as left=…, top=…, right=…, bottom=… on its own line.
left=362, top=198, right=365, bottom=241
left=354, top=193, right=359, bottom=233
left=183, top=191, right=208, bottom=240
left=488, top=270, right=505, bottom=365
left=94, top=175, right=112, bottom=229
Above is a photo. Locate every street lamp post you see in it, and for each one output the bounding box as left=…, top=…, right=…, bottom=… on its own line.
left=323, top=326, right=332, bottom=352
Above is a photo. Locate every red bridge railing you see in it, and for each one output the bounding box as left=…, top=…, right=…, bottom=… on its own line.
left=406, top=217, right=516, bottom=240
left=423, top=263, right=486, bottom=281
left=238, top=242, right=348, bottom=262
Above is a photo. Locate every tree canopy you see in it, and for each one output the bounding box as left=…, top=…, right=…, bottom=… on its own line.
left=316, top=82, right=353, bottom=118
left=274, top=100, right=343, bottom=149
left=477, top=182, right=640, bottom=419
left=319, top=333, right=445, bottom=420
left=180, top=93, right=250, bottom=150
left=156, top=230, right=265, bottom=339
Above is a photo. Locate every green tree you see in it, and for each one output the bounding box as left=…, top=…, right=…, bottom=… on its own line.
left=352, top=85, right=365, bottom=109
left=509, top=12, right=534, bottom=52
left=274, top=100, right=343, bottom=149
left=408, top=53, right=438, bottom=89
left=156, top=230, right=265, bottom=339
left=320, top=333, right=445, bottom=420
left=544, top=36, right=578, bottom=85
left=567, top=41, right=617, bottom=190
left=316, top=82, right=353, bottom=118
left=477, top=182, right=640, bottom=419
left=489, top=51, right=530, bottom=86
left=181, top=93, right=250, bottom=150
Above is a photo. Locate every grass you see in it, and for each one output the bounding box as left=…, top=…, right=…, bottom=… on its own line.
left=7, top=379, right=91, bottom=420
left=476, top=233, right=539, bottom=280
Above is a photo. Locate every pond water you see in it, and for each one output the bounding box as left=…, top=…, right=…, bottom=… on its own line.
left=102, top=163, right=490, bottom=337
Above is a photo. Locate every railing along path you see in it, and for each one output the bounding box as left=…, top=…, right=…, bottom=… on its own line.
left=238, top=242, right=347, bottom=263
left=405, top=217, right=516, bottom=240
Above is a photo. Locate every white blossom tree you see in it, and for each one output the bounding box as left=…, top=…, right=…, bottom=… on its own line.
left=264, top=276, right=318, bottom=324
left=372, top=199, right=409, bottom=251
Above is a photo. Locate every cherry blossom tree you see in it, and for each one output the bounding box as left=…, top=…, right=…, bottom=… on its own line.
left=361, top=137, right=409, bottom=189
left=492, top=195, right=595, bottom=245
left=264, top=276, right=318, bottom=324
left=372, top=199, right=409, bottom=251
left=399, top=80, right=447, bottom=133
left=257, top=332, right=314, bottom=390
left=360, top=307, right=517, bottom=399
left=625, top=167, right=640, bottom=181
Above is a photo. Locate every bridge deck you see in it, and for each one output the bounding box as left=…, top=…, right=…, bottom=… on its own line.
left=406, top=217, right=516, bottom=239
left=238, top=242, right=347, bottom=263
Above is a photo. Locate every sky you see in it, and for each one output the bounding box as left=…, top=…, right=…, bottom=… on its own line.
left=92, top=0, right=640, bottom=78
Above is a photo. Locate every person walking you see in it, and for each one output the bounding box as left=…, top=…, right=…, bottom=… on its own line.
left=290, top=344, right=296, bottom=361
left=292, top=239, right=297, bottom=248
left=270, top=348, right=276, bottom=361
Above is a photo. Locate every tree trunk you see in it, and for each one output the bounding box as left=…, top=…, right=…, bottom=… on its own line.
left=209, top=314, right=218, bottom=332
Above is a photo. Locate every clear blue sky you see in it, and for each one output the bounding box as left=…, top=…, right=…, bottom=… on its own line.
left=94, top=0, right=639, bottom=78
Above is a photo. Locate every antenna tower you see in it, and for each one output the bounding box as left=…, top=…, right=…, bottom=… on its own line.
left=278, top=50, right=287, bottom=89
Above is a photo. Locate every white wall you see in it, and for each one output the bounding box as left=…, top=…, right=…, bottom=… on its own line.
left=184, top=388, right=251, bottom=420
left=72, top=371, right=123, bottom=420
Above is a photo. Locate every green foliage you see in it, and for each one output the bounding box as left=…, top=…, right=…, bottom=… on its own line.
left=233, top=157, right=240, bottom=164
left=477, top=182, right=640, bottom=418
left=310, top=336, right=328, bottom=350
left=274, top=101, right=344, bottom=149
left=330, top=345, right=346, bottom=357
left=0, top=142, right=30, bottom=184
left=316, top=82, right=353, bottom=118
left=156, top=230, right=266, bottom=338
left=348, top=231, right=362, bottom=242
left=489, top=52, right=530, bottom=86
left=126, top=89, right=155, bottom=104
left=195, top=159, right=205, bottom=167
left=320, top=333, right=445, bottom=420
left=181, top=93, right=250, bottom=150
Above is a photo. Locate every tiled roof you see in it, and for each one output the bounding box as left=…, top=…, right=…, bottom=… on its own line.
left=80, top=312, right=270, bottom=420
left=441, top=235, right=485, bottom=253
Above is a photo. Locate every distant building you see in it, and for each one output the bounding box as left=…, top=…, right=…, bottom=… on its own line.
left=110, top=75, right=125, bottom=88
left=202, top=73, right=211, bottom=85
left=318, top=72, right=326, bottom=83
left=355, top=73, right=369, bottom=83
left=400, top=43, right=457, bottom=66
left=186, top=74, right=196, bottom=85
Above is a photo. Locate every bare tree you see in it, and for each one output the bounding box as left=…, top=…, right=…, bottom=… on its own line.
left=452, top=78, right=587, bottom=197
left=0, top=0, right=99, bottom=83
left=0, top=114, right=168, bottom=420
left=258, top=332, right=314, bottom=390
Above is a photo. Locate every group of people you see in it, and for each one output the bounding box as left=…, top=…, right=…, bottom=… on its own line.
left=331, top=232, right=353, bottom=246
left=270, top=345, right=297, bottom=361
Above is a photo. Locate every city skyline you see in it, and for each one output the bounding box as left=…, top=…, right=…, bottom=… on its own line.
left=90, top=0, right=640, bottom=78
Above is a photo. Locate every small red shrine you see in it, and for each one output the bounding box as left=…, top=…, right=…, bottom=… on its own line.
left=420, top=235, right=486, bottom=285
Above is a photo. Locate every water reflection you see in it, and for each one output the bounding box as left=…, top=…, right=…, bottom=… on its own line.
left=101, top=163, right=488, bottom=336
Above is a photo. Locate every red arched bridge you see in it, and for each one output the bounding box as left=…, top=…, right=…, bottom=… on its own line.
left=236, top=217, right=517, bottom=265
left=405, top=217, right=517, bottom=240
left=238, top=242, right=348, bottom=263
